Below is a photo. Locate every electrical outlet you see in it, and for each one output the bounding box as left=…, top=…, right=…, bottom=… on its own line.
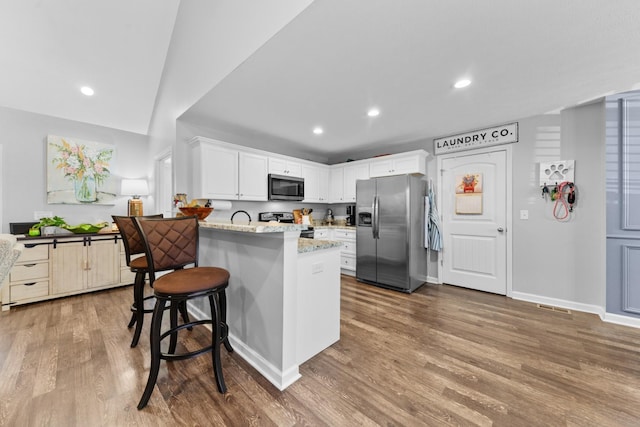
left=312, top=262, right=324, bottom=274
left=520, top=210, right=529, bottom=220
left=34, top=211, right=53, bottom=220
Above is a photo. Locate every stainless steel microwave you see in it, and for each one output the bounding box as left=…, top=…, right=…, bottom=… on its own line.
left=268, top=174, right=304, bottom=201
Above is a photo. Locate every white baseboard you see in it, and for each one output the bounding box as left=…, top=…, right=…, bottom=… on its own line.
left=511, top=291, right=605, bottom=320
left=187, top=302, right=301, bottom=391
left=603, top=312, right=640, bottom=329
left=427, top=275, right=440, bottom=284
left=227, top=335, right=301, bottom=391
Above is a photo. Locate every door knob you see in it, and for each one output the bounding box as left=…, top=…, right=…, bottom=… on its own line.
left=497, top=227, right=504, bottom=232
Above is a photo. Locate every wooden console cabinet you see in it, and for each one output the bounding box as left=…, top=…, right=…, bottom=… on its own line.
left=1, top=234, right=131, bottom=311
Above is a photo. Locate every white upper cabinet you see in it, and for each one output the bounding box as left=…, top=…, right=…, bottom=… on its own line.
left=302, top=163, right=330, bottom=203
left=190, top=137, right=267, bottom=201
left=329, top=166, right=345, bottom=203
left=239, top=152, right=268, bottom=200
left=192, top=141, right=239, bottom=200
left=368, top=150, right=427, bottom=177
left=269, top=157, right=302, bottom=177
left=343, top=162, right=370, bottom=202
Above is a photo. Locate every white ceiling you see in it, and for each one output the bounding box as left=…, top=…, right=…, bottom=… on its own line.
left=0, top=0, right=179, bottom=135
left=3, top=1, right=640, bottom=158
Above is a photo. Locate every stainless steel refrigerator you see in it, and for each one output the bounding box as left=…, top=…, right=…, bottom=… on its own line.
left=356, top=175, right=427, bottom=293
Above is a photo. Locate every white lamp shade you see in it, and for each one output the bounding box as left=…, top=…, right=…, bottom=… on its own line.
left=121, top=179, right=149, bottom=197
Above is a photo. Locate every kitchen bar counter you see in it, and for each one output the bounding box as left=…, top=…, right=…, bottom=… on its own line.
left=197, top=225, right=341, bottom=390
left=199, top=220, right=306, bottom=233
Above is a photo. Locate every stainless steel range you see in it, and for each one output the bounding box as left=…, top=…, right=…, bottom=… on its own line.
left=258, top=212, right=314, bottom=238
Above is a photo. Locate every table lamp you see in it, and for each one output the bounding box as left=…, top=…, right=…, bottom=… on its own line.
left=121, top=179, right=149, bottom=216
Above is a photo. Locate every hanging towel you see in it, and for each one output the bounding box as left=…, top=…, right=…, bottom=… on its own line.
left=427, top=186, right=443, bottom=251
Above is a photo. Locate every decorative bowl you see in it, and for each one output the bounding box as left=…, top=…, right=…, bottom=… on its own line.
left=179, top=207, right=214, bottom=220
left=62, top=222, right=109, bottom=234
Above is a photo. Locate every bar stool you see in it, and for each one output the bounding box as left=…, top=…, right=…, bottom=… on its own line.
left=134, top=215, right=233, bottom=410
left=112, top=214, right=191, bottom=348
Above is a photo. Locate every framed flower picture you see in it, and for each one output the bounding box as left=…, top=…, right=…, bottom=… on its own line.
left=47, top=135, right=117, bottom=205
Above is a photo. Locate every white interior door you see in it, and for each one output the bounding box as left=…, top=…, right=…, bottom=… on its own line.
left=440, top=149, right=509, bottom=295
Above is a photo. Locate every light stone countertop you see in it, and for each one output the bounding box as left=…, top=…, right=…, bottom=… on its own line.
left=297, top=238, right=342, bottom=253
left=199, top=220, right=307, bottom=233
left=313, top=225, right=356, bottom=230
left=199, top=221, right=343, bottom=253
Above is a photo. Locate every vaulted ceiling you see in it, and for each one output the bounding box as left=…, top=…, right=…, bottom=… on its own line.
left=3, top=1, right=640, bottom=158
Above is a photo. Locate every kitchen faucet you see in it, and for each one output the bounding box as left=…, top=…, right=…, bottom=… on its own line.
left=230, top=210, right=251, bottom=224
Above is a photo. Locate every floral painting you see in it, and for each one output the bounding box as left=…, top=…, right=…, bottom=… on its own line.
left=47, top=135, right=117, bottom=204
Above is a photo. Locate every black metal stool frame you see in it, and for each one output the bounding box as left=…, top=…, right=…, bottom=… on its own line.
left=134, top=215, right=233, bottom=410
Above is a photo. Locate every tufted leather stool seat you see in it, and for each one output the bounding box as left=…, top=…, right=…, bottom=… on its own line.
left=134, top=215, right=233, bottom=410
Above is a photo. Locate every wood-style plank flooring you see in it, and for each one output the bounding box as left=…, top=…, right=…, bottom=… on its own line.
left=1, top=276, right=640, bottom=426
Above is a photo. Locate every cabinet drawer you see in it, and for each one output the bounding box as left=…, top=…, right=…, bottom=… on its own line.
left=10, top=280, right=49, bottom=302
left=314, top=229, right=330, bottom=239
left=334, top=229, right=355, bottom=240
left=17, top=245, right=49, bottom=262
left=341, top=254, right=356, bottom=270
left=341, top=241, right=356, bottom=254
left=10, top=262, right=49, bottom=282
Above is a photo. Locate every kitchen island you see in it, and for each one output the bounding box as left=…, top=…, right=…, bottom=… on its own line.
left=196, top=220, right=342, bottom=390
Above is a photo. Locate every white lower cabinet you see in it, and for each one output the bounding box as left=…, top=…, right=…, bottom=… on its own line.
left=314, top=227, right=356, bottom=276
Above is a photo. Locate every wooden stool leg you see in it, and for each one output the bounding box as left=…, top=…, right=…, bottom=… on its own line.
left=130, top=270, right=146, bottom=348
left=209, top=294, right=226, bottom=393
left=137, top=298, right=166, bottom=410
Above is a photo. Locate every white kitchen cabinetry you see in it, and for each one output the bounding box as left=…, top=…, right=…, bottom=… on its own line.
left=333, top=228, right=356, bottom=275
left=192, top=142, right=238, bottom=200
left=51, top=238, right=120, bottom=295
left=302, top=163, right=330, bottom=203
left=314, top=227, right=356, bottom=276
left=190, top=137, right=267, bottom=201
left=329, top=166, right=345, bottom=203
left=343, top=162, right=370, bottom=203
left=238, top=152, right=268, bottom=200
left=268, top=157, right=302, bottom=177
left=189, top=136, right=427, bottom=205
left=368, top=150, right=427, bottom=177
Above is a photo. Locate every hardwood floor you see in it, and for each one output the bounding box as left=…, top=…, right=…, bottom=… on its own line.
left=1, top=276, right=640, bottom=426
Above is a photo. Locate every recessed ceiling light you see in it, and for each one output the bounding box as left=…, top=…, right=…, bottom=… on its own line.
left=454, top=79, right=471, bottom=89
left=313, top=127, right=323, bottom=135
left=80, top=86, right=94, bottom=96
left=367, top=108, right=380, bottom=117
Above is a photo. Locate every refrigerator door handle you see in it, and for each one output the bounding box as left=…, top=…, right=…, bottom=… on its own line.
left=373, top=195, right=380, bottom=239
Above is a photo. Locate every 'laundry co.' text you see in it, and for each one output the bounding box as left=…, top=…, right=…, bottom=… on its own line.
left=434, top=122, right=518, bottom=155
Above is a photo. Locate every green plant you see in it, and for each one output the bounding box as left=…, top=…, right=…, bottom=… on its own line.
left=32, top=216, right=67, bottom=230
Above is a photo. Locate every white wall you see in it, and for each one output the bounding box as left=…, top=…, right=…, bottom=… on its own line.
left=0, top=106, right=149, bottom=232
left=147, top=1, right=314, bottom=197
left=508, top=103, right=606, bottom=312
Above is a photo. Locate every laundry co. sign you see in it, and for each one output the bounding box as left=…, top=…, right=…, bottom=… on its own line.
left=434, top=122, right=518, bottom=155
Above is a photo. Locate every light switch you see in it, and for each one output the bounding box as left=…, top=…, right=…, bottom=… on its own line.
left=520, top=210, right=529, bottom=220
